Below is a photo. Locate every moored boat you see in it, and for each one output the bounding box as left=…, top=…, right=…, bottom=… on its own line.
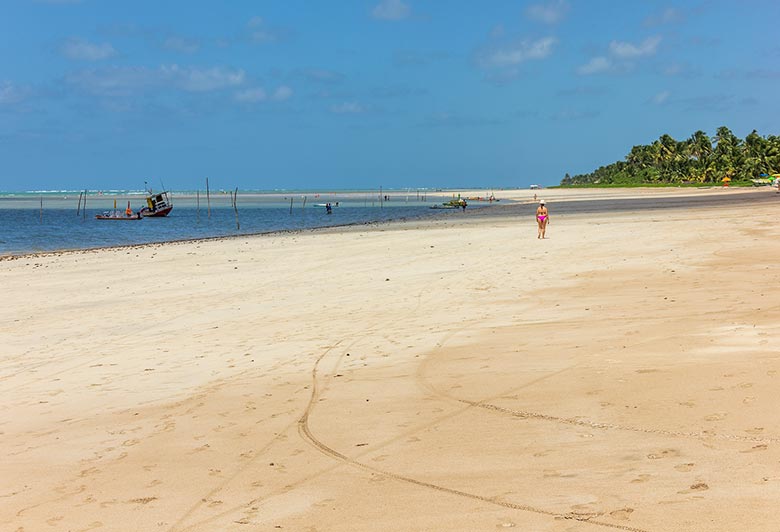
left=96, top=200, right=142, bottom=220
left=96, top=211, right=142, bottom=220
left=139, top=189, right=173, bottom=217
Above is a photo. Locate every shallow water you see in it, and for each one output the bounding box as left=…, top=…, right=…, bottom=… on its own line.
left=0, top=194, right=478, bottom=255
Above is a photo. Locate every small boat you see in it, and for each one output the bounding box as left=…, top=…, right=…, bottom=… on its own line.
left=431, top=198, right=467, bottom=209
left=96, top=200, right=142, bottom=220
left=139, top=189, right=173, bottom=217
left=96, top=211, right=142, bottom=220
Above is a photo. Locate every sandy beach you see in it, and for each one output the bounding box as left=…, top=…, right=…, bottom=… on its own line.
left=3, top=186, right=780, bottom=531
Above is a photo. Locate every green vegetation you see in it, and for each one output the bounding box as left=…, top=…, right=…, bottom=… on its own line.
left=560, top=127, right=780, bottom=187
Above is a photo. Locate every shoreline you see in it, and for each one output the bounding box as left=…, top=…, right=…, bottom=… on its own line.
left=2, top=186, right=774, bottom=260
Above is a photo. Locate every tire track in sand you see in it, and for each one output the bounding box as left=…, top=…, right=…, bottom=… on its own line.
left=298, top=338, right=650, bottom=532
left=417, top=326, right=780, bottom=445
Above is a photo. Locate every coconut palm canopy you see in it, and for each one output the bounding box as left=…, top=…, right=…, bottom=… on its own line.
left=561, top=127, right=780, bottom=186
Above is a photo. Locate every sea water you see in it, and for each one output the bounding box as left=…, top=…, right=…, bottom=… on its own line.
left=0, top=191, right=483, bottom=255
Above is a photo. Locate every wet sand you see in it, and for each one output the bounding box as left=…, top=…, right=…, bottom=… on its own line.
left=2, top=186, right=780, bottom=531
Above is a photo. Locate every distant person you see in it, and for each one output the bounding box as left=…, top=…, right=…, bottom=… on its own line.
left=460, top=199, right=467, bottom=211
left=536, top=200, right=549, bottom=239
left=325, top=202, right=332, bottom=214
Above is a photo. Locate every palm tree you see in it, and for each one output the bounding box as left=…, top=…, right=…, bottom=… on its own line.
left=713, top=126, right=741, bottom=181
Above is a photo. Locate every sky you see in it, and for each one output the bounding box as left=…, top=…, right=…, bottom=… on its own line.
left=1, top=0, right=779, bottom=192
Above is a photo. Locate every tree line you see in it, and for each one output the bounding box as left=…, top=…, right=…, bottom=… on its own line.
left=560, top=127, right=780, bottom=186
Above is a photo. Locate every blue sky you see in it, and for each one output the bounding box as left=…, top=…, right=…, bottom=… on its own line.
left=1, top=0, right=779, bottom=191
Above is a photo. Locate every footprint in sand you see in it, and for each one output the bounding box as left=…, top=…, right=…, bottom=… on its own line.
left=679, top=482, right=709, bottom=493
left=704, top=413, right=727, bottom=422
left=609, top=508, right=634, bottom=521
left=675, top=463, right=695, bottom=472
left=740, top=444, right=767, bottom=453
left=127, top=496, right=157, bottom=505
left=631, top=474, right=651, bottom=483
left=647, top=449, right=680, bottom=460
left=79, top=467, right=100, bottom=478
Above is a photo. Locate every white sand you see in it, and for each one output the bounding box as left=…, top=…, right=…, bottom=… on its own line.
left=2, top=187, right=780, bottom=531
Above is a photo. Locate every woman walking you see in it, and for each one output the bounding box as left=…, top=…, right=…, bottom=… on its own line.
left=536, top=200, right=549, bottom=239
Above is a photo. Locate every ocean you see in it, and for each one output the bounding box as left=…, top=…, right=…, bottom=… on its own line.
left=0, top=190, right=489, bottom=256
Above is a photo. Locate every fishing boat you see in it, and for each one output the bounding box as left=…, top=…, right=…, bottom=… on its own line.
left=139, top=189, right=173, bottom=217
left=96, top=200, right=142, bottom=220
left=96, top=211, right=142, bottom=220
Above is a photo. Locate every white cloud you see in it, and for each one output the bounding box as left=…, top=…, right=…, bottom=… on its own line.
left=372, top=0, right=411, bottom=20
left=61, top=38, right=116, bottom=61
left=331, top=101, right=365, bottom=114
left=163, top=36, right=200, bottom=54
left=525, top=1, right=569, bottom=24
left=578, top=36, right=661, bottom=76
left=652, top=90, right=670, bottom=104
left=161, top=65, right=244, bottom=92
left=644, top=7, right=684, bottom=26
left=0, top=81, right=29, bottom=104
left=66, top=65, right=245, bottom=95
left=247, top=16, right=287, bottom=43
left=609, top=36, right=661, bottom=59
left=577, top=56, right=611, bottom=75
left=481, top=37, right=557, bottom=67
left=272, top=85, right=293, bottom=101
left=235, top=85, right=293, bottom=103
left=297, top=69, right=345, bottom=84
left=235, top=88, right=267, bottom=102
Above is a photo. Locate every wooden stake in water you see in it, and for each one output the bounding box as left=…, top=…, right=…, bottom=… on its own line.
left=232, top=187, right=240, bottom=230
left=76, top=191, right=83, bottom=216
left=289, top=197, right=293, bottom=214
left=302, top=195, right=307, bottom=213
left=40, top=196, right=43, bottom=223
left=206, top=178, right=211, bottom=219
left=196, top=190, right=200, bottom=222
left=83, top=189, right=87, bottom=220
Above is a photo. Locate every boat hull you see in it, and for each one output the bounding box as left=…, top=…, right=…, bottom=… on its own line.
left=96, top=214, right=142, bottom=220
left=140, top=205, right=173, bottom=217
